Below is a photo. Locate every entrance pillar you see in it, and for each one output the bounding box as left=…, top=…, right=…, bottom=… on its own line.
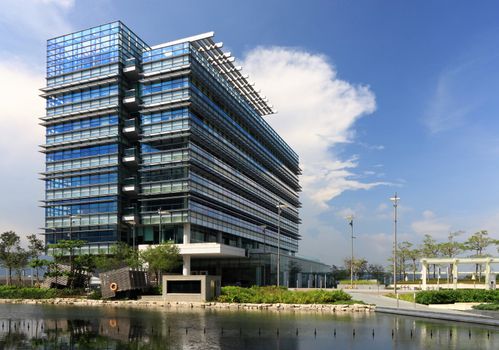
left=183, top=223, right=191, bottom=244
left=183, top=255, right=191, bottom=276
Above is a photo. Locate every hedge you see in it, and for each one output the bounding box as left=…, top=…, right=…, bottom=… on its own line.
left=217, top=286, right=353, bottom=304
left=0, top=286, right=87, bottom=299
left=415, top=289, right=499, bottom=305
left=473, top=303, right=499, bottom=311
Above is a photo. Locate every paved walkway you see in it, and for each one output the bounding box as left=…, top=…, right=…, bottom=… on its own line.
left=346, top=290, right=499, bottom=327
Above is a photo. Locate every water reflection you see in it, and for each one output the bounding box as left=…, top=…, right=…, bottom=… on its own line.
left=0, top=304, right=496, bottom=349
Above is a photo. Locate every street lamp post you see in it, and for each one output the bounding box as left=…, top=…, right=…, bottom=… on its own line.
left=390, top=193, right=400, bottom=298
left=131, top=222, right=136, bottom=250
left=69, top=215, right=80, bottom=266
left=157, top=208, right=170, bottom=243
left=259, top=225, right=267, bottom=286
left=346, top=215, right=355, bottom=289
left=276, top=203, right=287, bottom=287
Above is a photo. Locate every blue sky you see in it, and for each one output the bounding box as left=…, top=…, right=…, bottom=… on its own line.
left=1, top=0, right=498, bottom=265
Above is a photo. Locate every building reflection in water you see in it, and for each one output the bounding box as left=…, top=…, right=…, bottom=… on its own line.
left=0, top=310, right=497, bottom=350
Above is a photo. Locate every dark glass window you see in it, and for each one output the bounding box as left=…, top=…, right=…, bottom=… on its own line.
left=167, top=280, right=201, bottom=294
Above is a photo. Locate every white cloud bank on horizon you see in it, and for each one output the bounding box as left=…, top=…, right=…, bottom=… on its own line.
left=0, top=0, right=74, bottom=240
left=0, top=59, right=45, bottom=237
left=242, top=47, right=383, bottom=210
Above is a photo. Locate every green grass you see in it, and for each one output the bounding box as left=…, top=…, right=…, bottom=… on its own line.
left=338, top=280, right=379, bottom=285
left=385, top=293, right=416, bottom=303
left=472, top=303, right=499, bottom=311
left=217, top=286, right=357, bottom=304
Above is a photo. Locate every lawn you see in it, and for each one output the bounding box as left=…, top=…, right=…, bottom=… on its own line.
left=217, top=286, right=360, bottom=304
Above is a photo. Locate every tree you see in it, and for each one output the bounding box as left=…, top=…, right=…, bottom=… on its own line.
left=74, top=254, right=97, bottom=289
left=27, top=234, right=47, bottom=285
left=420, top=234, right=440, bottom=279
left=0, top=231, right=22, bottom=285
left=438, top=231, right=464, bottom=281
left=343, top=257, right=368, bottom=280
left=95, top=242, right=140, bottom=271
left=12, top=249, right=29, bottom=284
left=397, top=241, right=413, bottom=281
left=27, top=234, right=45, bottom=259
left=48, top=239, right=86, bottom=288
left=406, top=246, right=421, bottom=281
left=140, top=243, right=181, bottom=285
left=463, top=230, right=497, bottom=279
left=29, top=258, right=48, bottom=285
left=45, top=261, right=65, bottom=286
left=367, top=264, right=385, bottom=282
left=330, top=265, right=349, bottom=283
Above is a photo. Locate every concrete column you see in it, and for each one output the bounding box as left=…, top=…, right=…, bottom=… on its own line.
left=485, top=260, right=491, bottom=289
left=183, top=223, right=191, bottom=244
left=217, top=232, right=223, bottom=244
left=421, top=261, right=428, bottom=291
left=452, top=260, right=458, bottom=290
left=237, top=237, right=242, bottom=248
left=183, top=255, right=191, bottom=276
left=297, top=272, right=302, bottom=288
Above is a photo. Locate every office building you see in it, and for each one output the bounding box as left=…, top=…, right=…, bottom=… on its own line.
left=41, top=21, right=329, bottom=287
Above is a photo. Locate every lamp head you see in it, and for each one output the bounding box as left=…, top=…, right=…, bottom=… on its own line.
left=390, top=193, right=400, bottom=204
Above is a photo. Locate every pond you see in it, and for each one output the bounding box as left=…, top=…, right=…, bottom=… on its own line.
left=0, top=304, right=496, bottom=349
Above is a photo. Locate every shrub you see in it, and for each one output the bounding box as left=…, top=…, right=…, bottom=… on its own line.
left=0, top=285, right=58, bottom=299
left=217, top=286, right=352, bottom=304
left=0, top=286, right=94, bottom=299
left=415, top=289, right=499, bottom=305
left=87, top=290, right=102, bottom=300
left=473, top=303, right=499, bottom=311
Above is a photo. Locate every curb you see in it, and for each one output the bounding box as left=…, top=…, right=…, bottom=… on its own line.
left=376, top=306, right=499, bottom=327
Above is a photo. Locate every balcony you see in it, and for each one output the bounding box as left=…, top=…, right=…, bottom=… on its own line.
left=123, top=118, right=139, bottom=139
left=122, top=206, right=138, bottom=223
left=122, top=176, right=138, bottom=195
left=123, top=89, right=141, bottom=111
left=123, top=58, right=140, bottom=81
left=122, top=147, right=138, bottom=165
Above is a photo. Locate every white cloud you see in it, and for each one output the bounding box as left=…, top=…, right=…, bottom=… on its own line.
left=241, top=47, right=388, bottom=264
left=242, top=47, right=383, bottom=209
left=0, top=0, right=73, bottom=239
left=410, top=210, right=451, bottom=239
left=0, top=0, right=73, bottom=46
left=0, top=59, right=45, bottom=237
left=424, top=54, right=499, bottom=134
left=424, top=68, right=473, bottom=134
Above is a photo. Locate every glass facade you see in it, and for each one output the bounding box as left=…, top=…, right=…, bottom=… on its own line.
left=42, top=21, right=149, bottom=251
left=42, top=22, right=329, bottom=285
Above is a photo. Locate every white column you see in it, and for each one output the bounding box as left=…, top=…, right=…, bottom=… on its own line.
left=421, top=261, right=428, bottom=291
left=183, top=255, right=191, bottom=276
left=183, top=223, right=191, bottom=244
left=452, top=259, right=458, bottom=290
left=217, top=232, right=223, bottom=243
left=485, top=260, right=491, bottom=289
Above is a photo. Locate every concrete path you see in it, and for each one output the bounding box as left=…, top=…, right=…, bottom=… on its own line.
left=346, top=290, right=499, bottom=327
